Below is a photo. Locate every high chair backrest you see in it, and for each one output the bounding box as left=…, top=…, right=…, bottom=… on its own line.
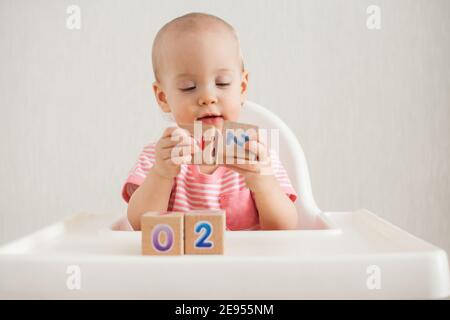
left=239, top=100, right=322, bottom=229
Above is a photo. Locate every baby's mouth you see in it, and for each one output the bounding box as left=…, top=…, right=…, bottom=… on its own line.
left=196, top=114, right=224, bottom=125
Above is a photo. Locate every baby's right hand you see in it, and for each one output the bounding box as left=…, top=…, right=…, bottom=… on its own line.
left=152, top=126, right=201, bottom=179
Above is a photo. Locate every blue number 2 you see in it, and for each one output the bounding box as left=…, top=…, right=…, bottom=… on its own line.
left=194, top=221, right=213, bottom=248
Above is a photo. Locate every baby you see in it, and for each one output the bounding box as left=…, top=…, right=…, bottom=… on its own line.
left=121, top=12, right=298, bottom=231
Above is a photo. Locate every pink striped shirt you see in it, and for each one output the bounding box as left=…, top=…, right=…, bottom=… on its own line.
left=122, top=142, right=297, bottom=230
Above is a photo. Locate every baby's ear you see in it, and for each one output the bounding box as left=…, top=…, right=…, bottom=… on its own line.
left=152, top=81, right=171, bottom=112
left=240, top=71, right=249, bottom=102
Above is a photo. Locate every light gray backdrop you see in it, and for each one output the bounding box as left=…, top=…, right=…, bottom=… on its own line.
left=1, top=0, right=449, bottom=255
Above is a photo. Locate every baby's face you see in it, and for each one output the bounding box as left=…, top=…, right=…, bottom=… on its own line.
left=153, top=28, right=248, bottom=131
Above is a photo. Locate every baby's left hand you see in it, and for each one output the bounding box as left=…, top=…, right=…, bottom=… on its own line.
left=222, top=131, right=274, bottom=188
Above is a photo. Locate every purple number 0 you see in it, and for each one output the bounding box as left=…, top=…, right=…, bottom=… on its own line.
left=152, top=224, right=174, bottom=252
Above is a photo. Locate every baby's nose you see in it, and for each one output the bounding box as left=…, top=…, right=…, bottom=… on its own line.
left=198, top=87, right=218, bottom=106
left=198, top=96, right=217, bottom=106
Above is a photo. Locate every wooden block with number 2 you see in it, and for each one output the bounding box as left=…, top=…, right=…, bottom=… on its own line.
left=184, top=210, right=225, bottom=254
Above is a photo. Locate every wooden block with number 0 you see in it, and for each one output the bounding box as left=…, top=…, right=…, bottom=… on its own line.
left=184, top=210, right=225, bottom=255
left=141, top=212, right=184, bottom=255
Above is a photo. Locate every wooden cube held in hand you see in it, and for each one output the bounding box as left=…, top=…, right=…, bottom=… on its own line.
left=178, top=121, right=220, bottom=165
left=216, top=120, right=259, bottom=164
left=141, top=212, right=184, bottom=255
left=184, top=210, right=225, bottom=255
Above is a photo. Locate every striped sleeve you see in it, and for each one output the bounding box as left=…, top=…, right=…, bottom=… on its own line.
left=121, top=143, right=157, bottom=203
left=269, top=149, right=298, bottom=203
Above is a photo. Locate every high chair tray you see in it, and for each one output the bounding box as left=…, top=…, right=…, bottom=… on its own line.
left=0, top=209, right=448, bottom=299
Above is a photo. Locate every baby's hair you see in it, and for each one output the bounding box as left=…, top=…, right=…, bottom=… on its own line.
left=151, top=12, right=245, bottom=82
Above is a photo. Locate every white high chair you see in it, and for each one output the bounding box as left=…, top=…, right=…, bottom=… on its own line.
left=239, top=100, right=324, bottom=230
left=0, top=101, right=449, bottom=299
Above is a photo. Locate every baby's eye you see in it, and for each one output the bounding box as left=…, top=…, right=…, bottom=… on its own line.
left=179, top=86, right=196, bottom=92
left=216, top=75, right=232, bottom=87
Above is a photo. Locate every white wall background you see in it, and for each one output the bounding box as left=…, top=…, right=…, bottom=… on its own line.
left=0, top=0, right=449, bottom=255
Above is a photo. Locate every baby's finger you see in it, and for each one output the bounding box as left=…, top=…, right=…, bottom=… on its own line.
left=162, top=139, right=200, bottom=161
left=161, top=126, right=182, bottom=138
left=245, top=129, right=259, bottom=142
left=161, top=145, right=187, bottom=161
left=160, top=147, right=175, bottom=161
left=243, top=141, right=267, bottom=161
left=171, top=127, right=192, bottom=138
left=248, top=129, right=271, bottom=151
left=179, top=136, right=202, bottom=154
left=161, top=132, right=195, bottom=149
left=161, top=127, right=191, bottom=145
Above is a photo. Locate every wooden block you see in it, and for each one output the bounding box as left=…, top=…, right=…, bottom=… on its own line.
left=216, top=120, right=259, bottom=164
left=178, top=121, right=220, bottom=165
left=184, top=210, right=225, bottom=255
left=141, top=212, right=184, bottom=255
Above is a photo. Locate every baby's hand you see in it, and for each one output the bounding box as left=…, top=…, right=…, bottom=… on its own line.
left=223, top=130, right=273, bottom=188
left=153, top=127, right=201, bottom=179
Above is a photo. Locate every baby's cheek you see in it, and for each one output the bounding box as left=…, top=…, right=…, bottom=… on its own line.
left=172, top=103, right=197, bottom=123
left=220, top=95, right=241, bottom=117
left=224, top=102, right=242, bottom=121
left=174, top=112, right=195, bottom=124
